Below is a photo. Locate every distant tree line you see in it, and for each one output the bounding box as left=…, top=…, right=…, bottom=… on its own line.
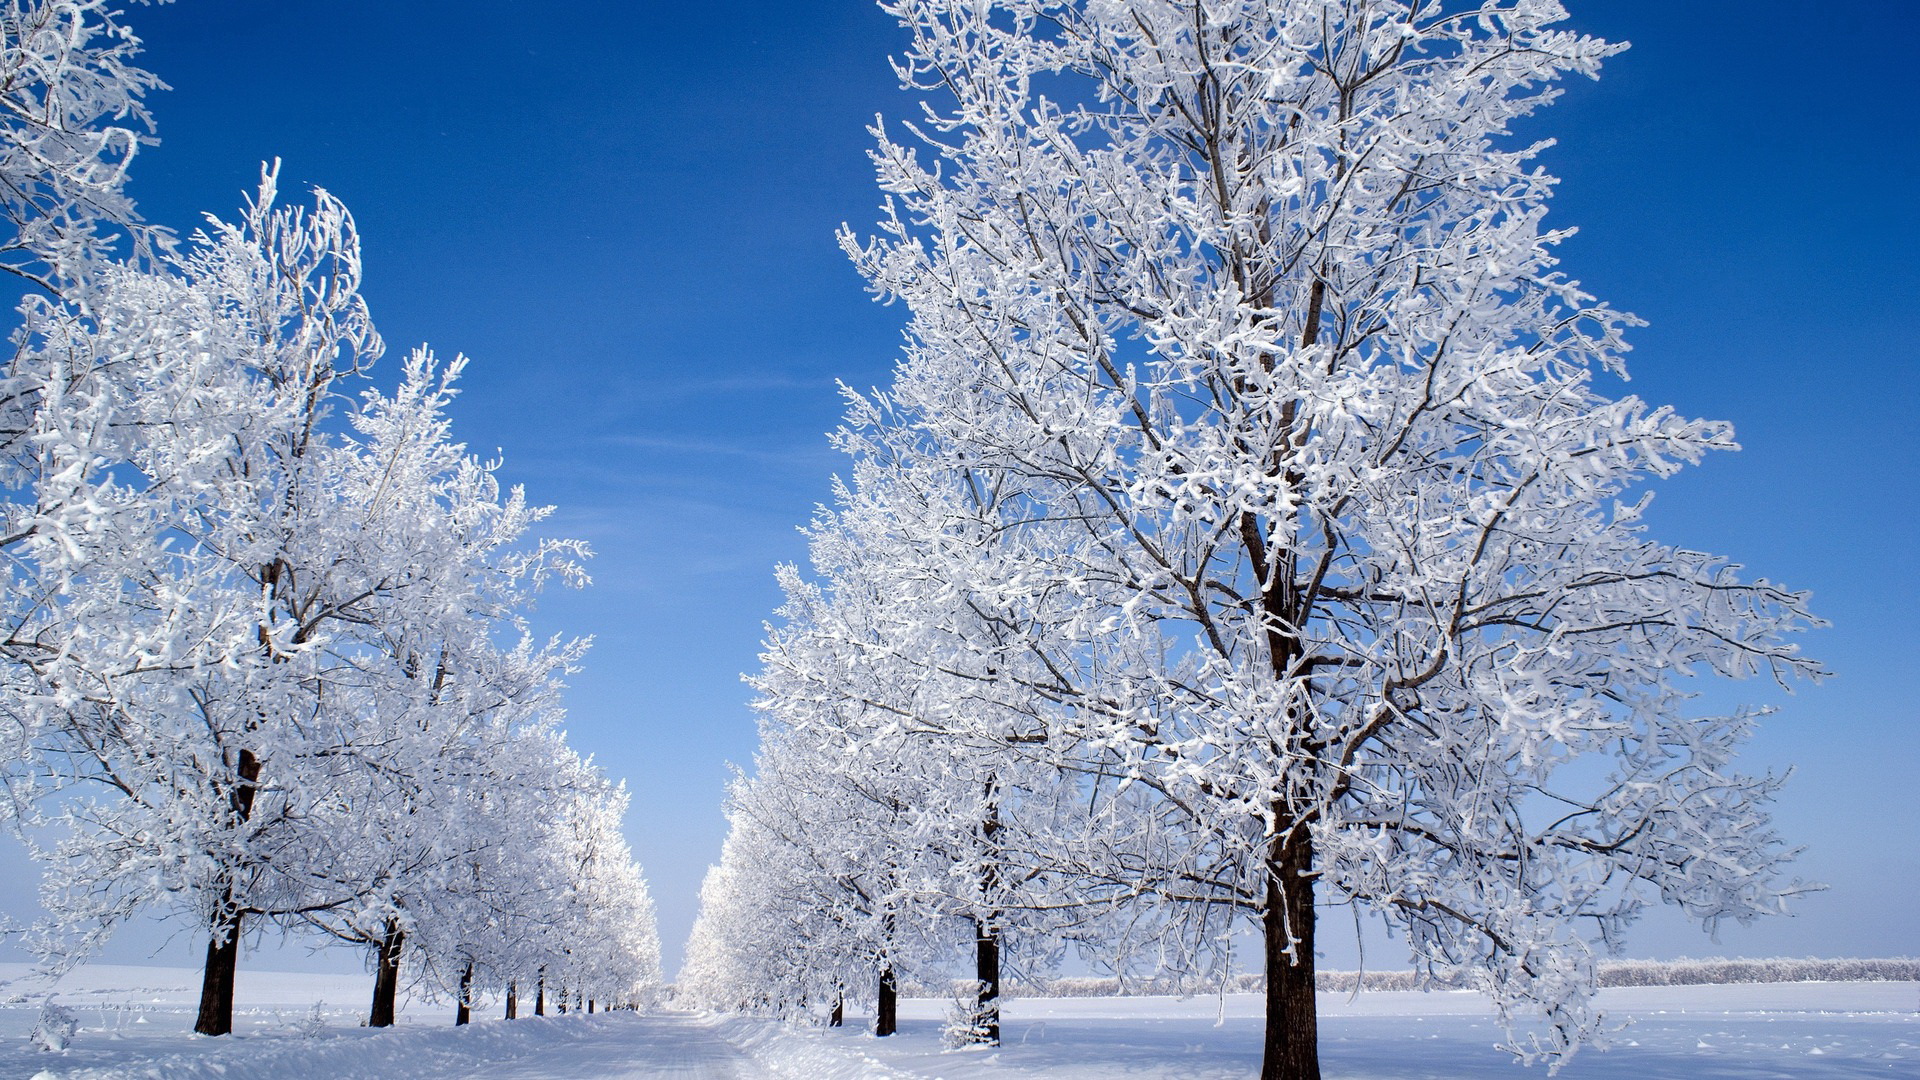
left=1016, top=957, right=1920, bottom=996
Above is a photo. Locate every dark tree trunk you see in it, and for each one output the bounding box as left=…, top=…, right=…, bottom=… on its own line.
left=968, top=786, right=1002, bottom=1046
left=195, top=747, right=263, bottom=1037
left=456, top=962, right=473, bottom=1026
left=1234, top=273, right=1327, bottom=1080
left=194, top=903, right=243, bottom=1037
left=368, top=918, right=405, bottom=1028
left=505, top=981, right=518, bottom=1019
left=587, top=999, right=594, bottom=1014
left=829, top=992, right=843, bottom=1027
left=875, top=968, right=897, bottom=1037
left=1260, top=826, right=1320, bottom=1080
left=974, top=917, right=1001, bottom=1045
left=535, top=970, right=545, bottom=1016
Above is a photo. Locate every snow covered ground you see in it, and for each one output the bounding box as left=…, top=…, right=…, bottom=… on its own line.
left=0, top=964, right=1912, bottom=1078
left=855, top=983, right=1920, bottom=1078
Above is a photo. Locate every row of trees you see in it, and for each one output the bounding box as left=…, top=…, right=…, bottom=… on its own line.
left=692, top=2, right=1821, bottom=1078
left=0, top=0, right=659, bottom=1033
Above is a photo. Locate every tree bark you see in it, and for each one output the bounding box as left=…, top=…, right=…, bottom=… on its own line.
left=829, top=992, right=843, bottom=1027
left=535, top=969, right=545, bottom=1016
left=456, top=962, right=473, bottom=1026
left=194, top=748, right=261, bottom=1037
left=1244, top=336, right=1320, bottom=1080
left=368, top=918, right=405, bottom=1028
left=974, top=916, right=1001, bottom=1045
left=1260, top=826, right=1320, bottom=1080
left=875, top=968, right=897, bottom=1037
left=194, top=903, right=243, bottom=1036
left=505, top=981, right=518, bottom=1020
left=969, top=786, right=1003, bottom=1046
left=587, top=999, right=594, bottom=1014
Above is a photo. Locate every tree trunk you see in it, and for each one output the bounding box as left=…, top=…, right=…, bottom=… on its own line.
left=587, top=999, right=594, bottom=1014
left=829, top=991, right=843, bottom=1027
left=1243, top=390, right=1320, bottom=1080
left=1260, top=826, right=1320, bottom=1080
left=535, top=970, right=545, bottom=1016
left=195, top=748, right=262, bottom=1037
left=194, top=903, right=243, bottom=1036
left=368, top=918, right=405, bottom=1028
left=974, top=917, right=1001, bottom=1045
left=505, top=981, right=518, bottom=1019
left=875, top=968, right=897, bottom=1037
left=456, top=962, right=473, bottom=1026
left=969, top=785, right=1003, bottom=1046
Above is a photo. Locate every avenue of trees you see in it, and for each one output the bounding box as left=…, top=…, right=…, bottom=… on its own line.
left=690, top=2, right=1822, bottom=1078
left=0, top=0, right=660, bottom=1034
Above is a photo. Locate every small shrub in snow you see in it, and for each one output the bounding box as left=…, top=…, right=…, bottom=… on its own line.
left=30, top=996, right=79, bottom=1051
left=101, top=1000, right=154, bottom=1035
left=940, top=982, right=997, bottom=1050
left=295, top=1000, right=329, bottom=1038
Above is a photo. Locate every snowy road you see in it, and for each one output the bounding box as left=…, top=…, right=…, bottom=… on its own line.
left=0, top=1011, right=807, bottom=1080
left=450, top=1014, right=762, bottom=1080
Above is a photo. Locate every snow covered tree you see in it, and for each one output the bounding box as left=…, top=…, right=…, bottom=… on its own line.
left=0, top=0, right=167, bottom=732
left=1, top=167, right=647, bottom=1037
left=272, top=350, right=593, bottom=1027
left=0, top=0, right=165, bottom=290
left=0, top=3, right=657, bottom=1038
left=734, top=564, right=959, bottom=1029
left=29, top=170, right=397, bottom=1037
left=679, top=826, right=789, bottom=1013
left=817, top=2, right=1824, bottom=1076
left=537, top=771, right=662, bottom=1013
left=402, top=719, right=576, bottom=1025
left=685, top=718, right=948, bottom=1030
left=392, top=727, right=660, bottom=1024
left=741, top=478, right=1175, bottom=1042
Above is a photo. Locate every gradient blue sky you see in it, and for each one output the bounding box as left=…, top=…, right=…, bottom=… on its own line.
left=3, top=1, right=1913, bottom=977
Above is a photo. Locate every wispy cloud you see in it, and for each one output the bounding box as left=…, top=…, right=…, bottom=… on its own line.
left=590, top=372, right=840, bottom=409
left=596, top=432, right=838, bottom=466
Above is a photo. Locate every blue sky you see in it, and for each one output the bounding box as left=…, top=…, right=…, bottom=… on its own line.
left=4, top=1, right=1913, bottom=977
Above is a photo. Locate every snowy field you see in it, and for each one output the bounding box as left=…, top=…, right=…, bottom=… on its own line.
left=0, top=964, right=1912, bottom=1078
